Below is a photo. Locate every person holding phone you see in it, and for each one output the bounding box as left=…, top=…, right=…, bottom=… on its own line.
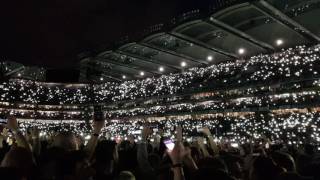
left=166, top=126, right=198, bottom=180
left=137, top=126, right=157, bottom=179
left=85, top=106, right=106, bottom=160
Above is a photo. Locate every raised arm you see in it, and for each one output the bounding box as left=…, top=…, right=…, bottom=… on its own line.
left=167, top=126, right=185, bottom=180
left=85, top=119, right=105, bottom=160
left=183, top=146, right=198, bottom=173
left=7, top=116, right=31, bottom=152
left=197, top=137, right=211, bottom=158
left=202, top=127, right=219, bottom=155
left=30, top=127, right=41, bottom=157
left=137, top=126, right=154, bottom=173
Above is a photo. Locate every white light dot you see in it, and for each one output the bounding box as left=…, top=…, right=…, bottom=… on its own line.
left=181, top=61, right=187, bottom=67
left=17, top=73, right=21, bottom=77
left=100, top=77, right=103, bottom=81
left=276, top=39, right=284, bottom=46
left=159, top=66, right=164, bottom=72
left=122, top=75, right=126, bottom=79
left=238, top=48, right=245, bottom=55
left=207, top=56, right=213, bottom=61
left=140, top=71, right=145, bottom=76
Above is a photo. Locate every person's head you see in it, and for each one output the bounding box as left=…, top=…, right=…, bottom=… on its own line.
left=250, top=156, right=283, bottom=180
left=37, top=147, right=66, bottom=180
left=241, top=144, right=252, bottom=155
left=117, top=171, right=135, bottom=180
left=223, top=155, right=243, bottom=179
left=52, top=132, right=79, bottom=151
left=304, top=144, right=315, bottom=155
left=127, top=135, right=135, bottom=145
left=148, top=153, right=161, bottom=170
left=95, top=140, right=118, bottom=163
left=271, top=151, right=296, bottom=172
left=198, top=157, right=228, bottom=173
left=0, top=147, right=34, bottom=178
left=57, top=150, right=93, bottom=180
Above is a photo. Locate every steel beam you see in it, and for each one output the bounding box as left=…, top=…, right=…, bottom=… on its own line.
left=95, top=58, right=160, bottom=76
left=254, top=0, right=320, bottom=42
left=168, top=32, right=238, bottom=58
left=123, top=42, right=208, bottom=65
left=101, top=74, right=122, bottom=82
left=140, top=42, right=211, bottom=65
left=207, top=18, right=275, bottom=51
left=5, top=66, right=25, bottom=76
left=115, top=50, right=182, bottom=70
left=81, top=63, right=132, bottom=81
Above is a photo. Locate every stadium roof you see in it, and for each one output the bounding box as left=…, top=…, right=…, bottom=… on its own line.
left=80, top=0, right=320, bottom=82
left=2, top=0, right=320, bottom=83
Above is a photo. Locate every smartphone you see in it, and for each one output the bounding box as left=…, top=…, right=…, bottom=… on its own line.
left=231, top=143, right=239, bottom=148
left=0, top=115, right=7, bottom=124
left=164, top=139, right=175, bottom=152
left=197, top=128, right=203, bottom=132
left=265, top=143, right=270, bottom=149
left=132, top=130, right=142, bottom=135
left=93, top=105, right=104, bottom=121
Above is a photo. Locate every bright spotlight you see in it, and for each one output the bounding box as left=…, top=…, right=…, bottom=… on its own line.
left=140, top=71, right=145, bottom=76
left=181, top=61, right=187, bottom=67
left=159, top=66, right=164, bottom=72
left=276, top=39, right=284, bottom=46
left=238, top=48, right=245, bottom=55
left=207, top=56, right=213, bottom=61
left=122, top=75, right=126, bottom=79
left=100, top=77, right=104, bottom=81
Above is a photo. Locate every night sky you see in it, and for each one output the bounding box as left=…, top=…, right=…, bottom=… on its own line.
left=0, top=0, right=213, bottom=69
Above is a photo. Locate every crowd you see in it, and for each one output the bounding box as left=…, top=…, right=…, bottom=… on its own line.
left=0, top=116, right=319, bottom=180
left=0, top=45, right=320, bottom=179
left=0, top=45, right=319, bottom=105
left=17, top=110, right=320, bottom=146
left=95, top=44, right=320, bottom=102
left=1, top=83, right=319, bottom=121
left=106, top=90, right=320, bottom=118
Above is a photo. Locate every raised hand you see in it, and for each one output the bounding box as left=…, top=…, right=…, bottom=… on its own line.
left=167, top=128, right=187, bottom=180
left=168, top=141, right=185, bottom=164
left=142, top=126, right=152, bottom=141
left=1, top=127, right=9, bottom=137
left=31, top=127, right=40, bottom=139
left=202, top=127, right=212, bottom=136
left=168, top=126, right=185, bottom=164
left=197, top=137, right=205, bottom=146
left=176, top=126, right=182, bottom=142
left=7, top=116, right=18, bottom=131
left=92, top=120, right=105, bottom=134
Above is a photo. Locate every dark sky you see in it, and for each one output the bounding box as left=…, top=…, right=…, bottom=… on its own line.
left=0, top=0, right=213, bottom=68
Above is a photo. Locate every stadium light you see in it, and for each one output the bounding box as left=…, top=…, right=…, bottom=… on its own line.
left=159, top=66, right=164, bottom=72
left=238, top=48, right=245, bottom=55
left=276, top=39, right=284, bottom=46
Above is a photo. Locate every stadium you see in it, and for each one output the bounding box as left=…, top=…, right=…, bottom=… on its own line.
left=1, top=0, right=320, bottom=179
